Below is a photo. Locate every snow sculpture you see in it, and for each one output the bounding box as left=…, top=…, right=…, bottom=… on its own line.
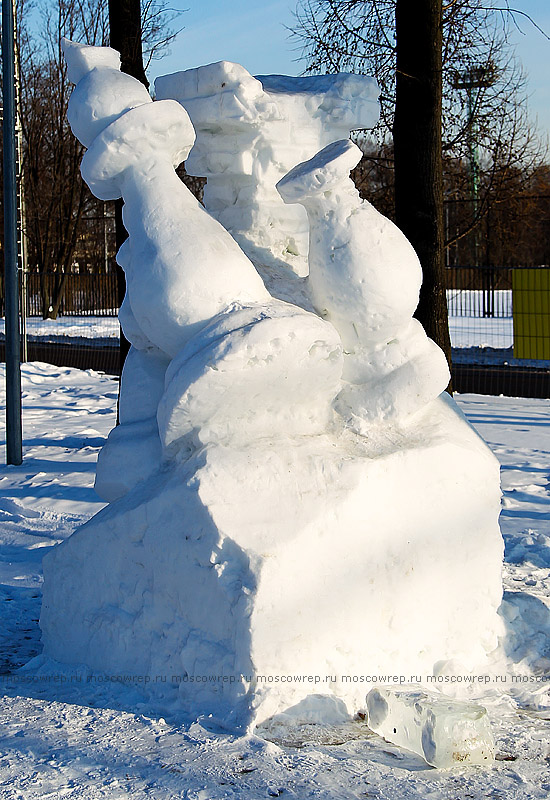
left=277, top=138, right=450, bottom=428
left=40, top=40, right=504, bottom=733
left=61, top=39, right=272, bottom=501
left=155, top=63, right=378, bottom=278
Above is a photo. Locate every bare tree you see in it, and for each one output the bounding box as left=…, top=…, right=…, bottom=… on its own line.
left=293, top=0, right=548, bottom=361
left=16, top=0, right=180, bottom=319
left=18, top=0, right=107, bottom=318
left=293, top=1, right=545, bottom=173
left=393, top=0, right=451, bottom=370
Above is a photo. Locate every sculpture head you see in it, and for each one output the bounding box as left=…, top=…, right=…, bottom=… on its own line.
left=276, top=138, right=362, bottom=206
left=62, top=38, right=152, bottom=148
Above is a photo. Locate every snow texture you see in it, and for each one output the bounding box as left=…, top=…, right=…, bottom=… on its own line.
left=155, top=62, right=379, bottom=278
left=277, top=139, right=450, bottom=429
left=39, top=42, right=504, bottom=732
left=1, top=367, right=549, bottom=798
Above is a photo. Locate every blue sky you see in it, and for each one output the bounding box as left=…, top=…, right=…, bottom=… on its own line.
left=148, top=0, right=550, bottom=145
left=506, top=0, right=550, bottom=142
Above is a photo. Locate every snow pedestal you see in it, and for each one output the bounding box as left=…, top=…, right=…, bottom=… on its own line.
left=155, top=64, right=379, bottom=276
left=40, top=41, right=504, bottom=733
left=41, top=391, right=503, bottom=730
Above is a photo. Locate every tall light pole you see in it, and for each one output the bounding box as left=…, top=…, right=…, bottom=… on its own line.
left=14, top=14, right=28, bottom=362
left=453, top=64, right=496, bottom=266
left=454, top=64, right=497, bottom=319
left=2, top=0, right=23, bottom=465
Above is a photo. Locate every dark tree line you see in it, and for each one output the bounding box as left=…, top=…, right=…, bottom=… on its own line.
left=0, top=0, right=178, bottom=319
left=2, top=0, right=548, bottom=341
left=294, top=0, right=549, bottom=368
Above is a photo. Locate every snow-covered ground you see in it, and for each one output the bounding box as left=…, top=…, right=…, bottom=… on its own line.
left=447, top=288, right=513, bottom=350
left=0, top=316, right=120, bottom=343
left=449, top=317, right=513, bottom=350
left=0, top=362, right=549, bottom=799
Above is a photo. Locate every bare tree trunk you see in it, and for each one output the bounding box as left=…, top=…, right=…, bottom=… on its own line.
left=109, top=0, right=149, bottom=89
left=40, top=273, right=52, bottom=320
left=393, top=0, right=452, bottom=390
left=50, top=272, right=69, bottom=318
left=108, top=0, right=149, bottom=380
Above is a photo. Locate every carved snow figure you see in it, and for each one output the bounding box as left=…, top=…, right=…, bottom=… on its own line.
left=277, top=139, right=450, bottom=430
left=155, top=63, right=378, bottom=279
left=40, top=41, right=504, bottom=733
left=61, top=40, right=273, bottom=500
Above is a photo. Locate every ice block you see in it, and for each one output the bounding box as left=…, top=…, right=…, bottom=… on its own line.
left=366, top=687, right=495, bottom=768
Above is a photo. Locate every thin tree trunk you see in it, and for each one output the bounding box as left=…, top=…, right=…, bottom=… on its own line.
left=50, top=272, right=69, bottom=318
left=108, top=0, right=149, bottom=381
left=40, top=272, right=51, bottom=319
left=393, top=0, right=452, bottom=390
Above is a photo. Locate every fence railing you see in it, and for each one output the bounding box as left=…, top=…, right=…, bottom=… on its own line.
left=446, top=266, right=512, bottom=319
left=23, top=272, right=118, bottom=318
left=14, top=267, right=519, bottom=318
left=1, top=266, right=549, bottom=397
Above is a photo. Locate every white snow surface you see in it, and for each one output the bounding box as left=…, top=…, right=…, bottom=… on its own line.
left=1, top=362, right=550, bottom=798
left=155, top=62, right=378, bottom=276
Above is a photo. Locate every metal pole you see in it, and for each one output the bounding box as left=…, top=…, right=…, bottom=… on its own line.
left=2, top=0, right=23, bottom=465
left=14, top=5, right=27, bottom=360
left=103, top=201, right=109, bottom=273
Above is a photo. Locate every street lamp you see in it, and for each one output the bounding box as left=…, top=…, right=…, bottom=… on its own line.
left=453, top=63, right=497, bottom=317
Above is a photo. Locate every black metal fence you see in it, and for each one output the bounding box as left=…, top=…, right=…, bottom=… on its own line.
left=446, top=265, right=512, bottom=317
left=24, top=272, right=118, bottom=317
left=447, top=265, right=550, bottom=397
left=1, top=267, right=550, bottom=398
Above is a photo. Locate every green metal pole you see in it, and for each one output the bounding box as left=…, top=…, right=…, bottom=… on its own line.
left=466, top=85, right=480, bottom=268
left=2, top=0, right=23, bottom=465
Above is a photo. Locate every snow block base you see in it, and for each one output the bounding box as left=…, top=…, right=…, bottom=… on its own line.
left=40, top=394, right=503, bottom=731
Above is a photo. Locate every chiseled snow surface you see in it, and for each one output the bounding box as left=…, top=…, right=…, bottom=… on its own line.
left=0, top=362, right=549, bottom=799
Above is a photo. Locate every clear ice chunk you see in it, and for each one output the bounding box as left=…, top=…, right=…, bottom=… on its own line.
left=366, top=687, right=495, bottom=768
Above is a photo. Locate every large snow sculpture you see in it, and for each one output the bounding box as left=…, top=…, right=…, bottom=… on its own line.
left=155, top=63, right=379, bottom=278
left=40, top=40, right=504, bottom=732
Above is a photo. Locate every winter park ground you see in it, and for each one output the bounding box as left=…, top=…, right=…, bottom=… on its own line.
left=0, top=362, right=549, bottom=799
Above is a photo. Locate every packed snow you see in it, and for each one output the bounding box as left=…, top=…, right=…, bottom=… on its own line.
left=30, top=41, right=511, bottom=732
left=277, top=138, right=450, bottom=425
left=1, top=361, right=550, bottom=798
left=155, top=62, right=378, bottom=276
